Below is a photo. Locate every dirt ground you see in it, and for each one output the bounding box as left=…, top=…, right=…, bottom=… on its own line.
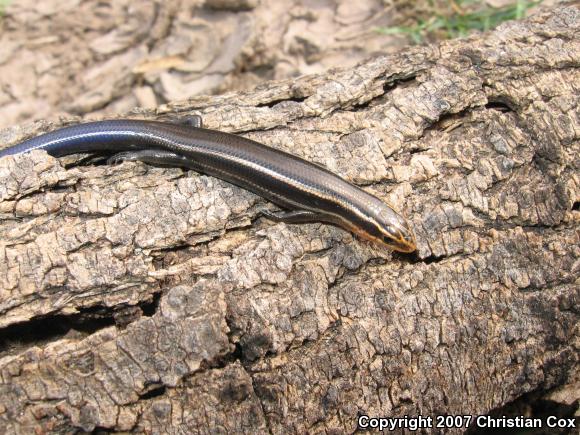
left=0, top=0, right=553, bottom=131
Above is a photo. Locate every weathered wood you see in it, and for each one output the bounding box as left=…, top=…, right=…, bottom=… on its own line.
left=0, top=5, right=578, bottom=434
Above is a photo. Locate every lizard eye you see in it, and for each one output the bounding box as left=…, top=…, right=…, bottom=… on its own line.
left=382, top=227, right=399, bottom=242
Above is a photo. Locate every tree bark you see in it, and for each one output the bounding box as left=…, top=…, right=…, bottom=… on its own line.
left=0, top=5, right=578, bottom=434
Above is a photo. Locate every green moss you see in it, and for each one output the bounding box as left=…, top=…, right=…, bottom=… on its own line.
left=377, top=0, right=542, bottom=44
left=0, top=0, right=12, bottom=17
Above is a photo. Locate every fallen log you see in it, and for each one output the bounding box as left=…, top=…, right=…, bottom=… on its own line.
left=0, top=5, right=578, bottom=434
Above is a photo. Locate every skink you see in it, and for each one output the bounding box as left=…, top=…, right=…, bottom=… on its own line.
left=0, top=118, right=416, bottom=252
